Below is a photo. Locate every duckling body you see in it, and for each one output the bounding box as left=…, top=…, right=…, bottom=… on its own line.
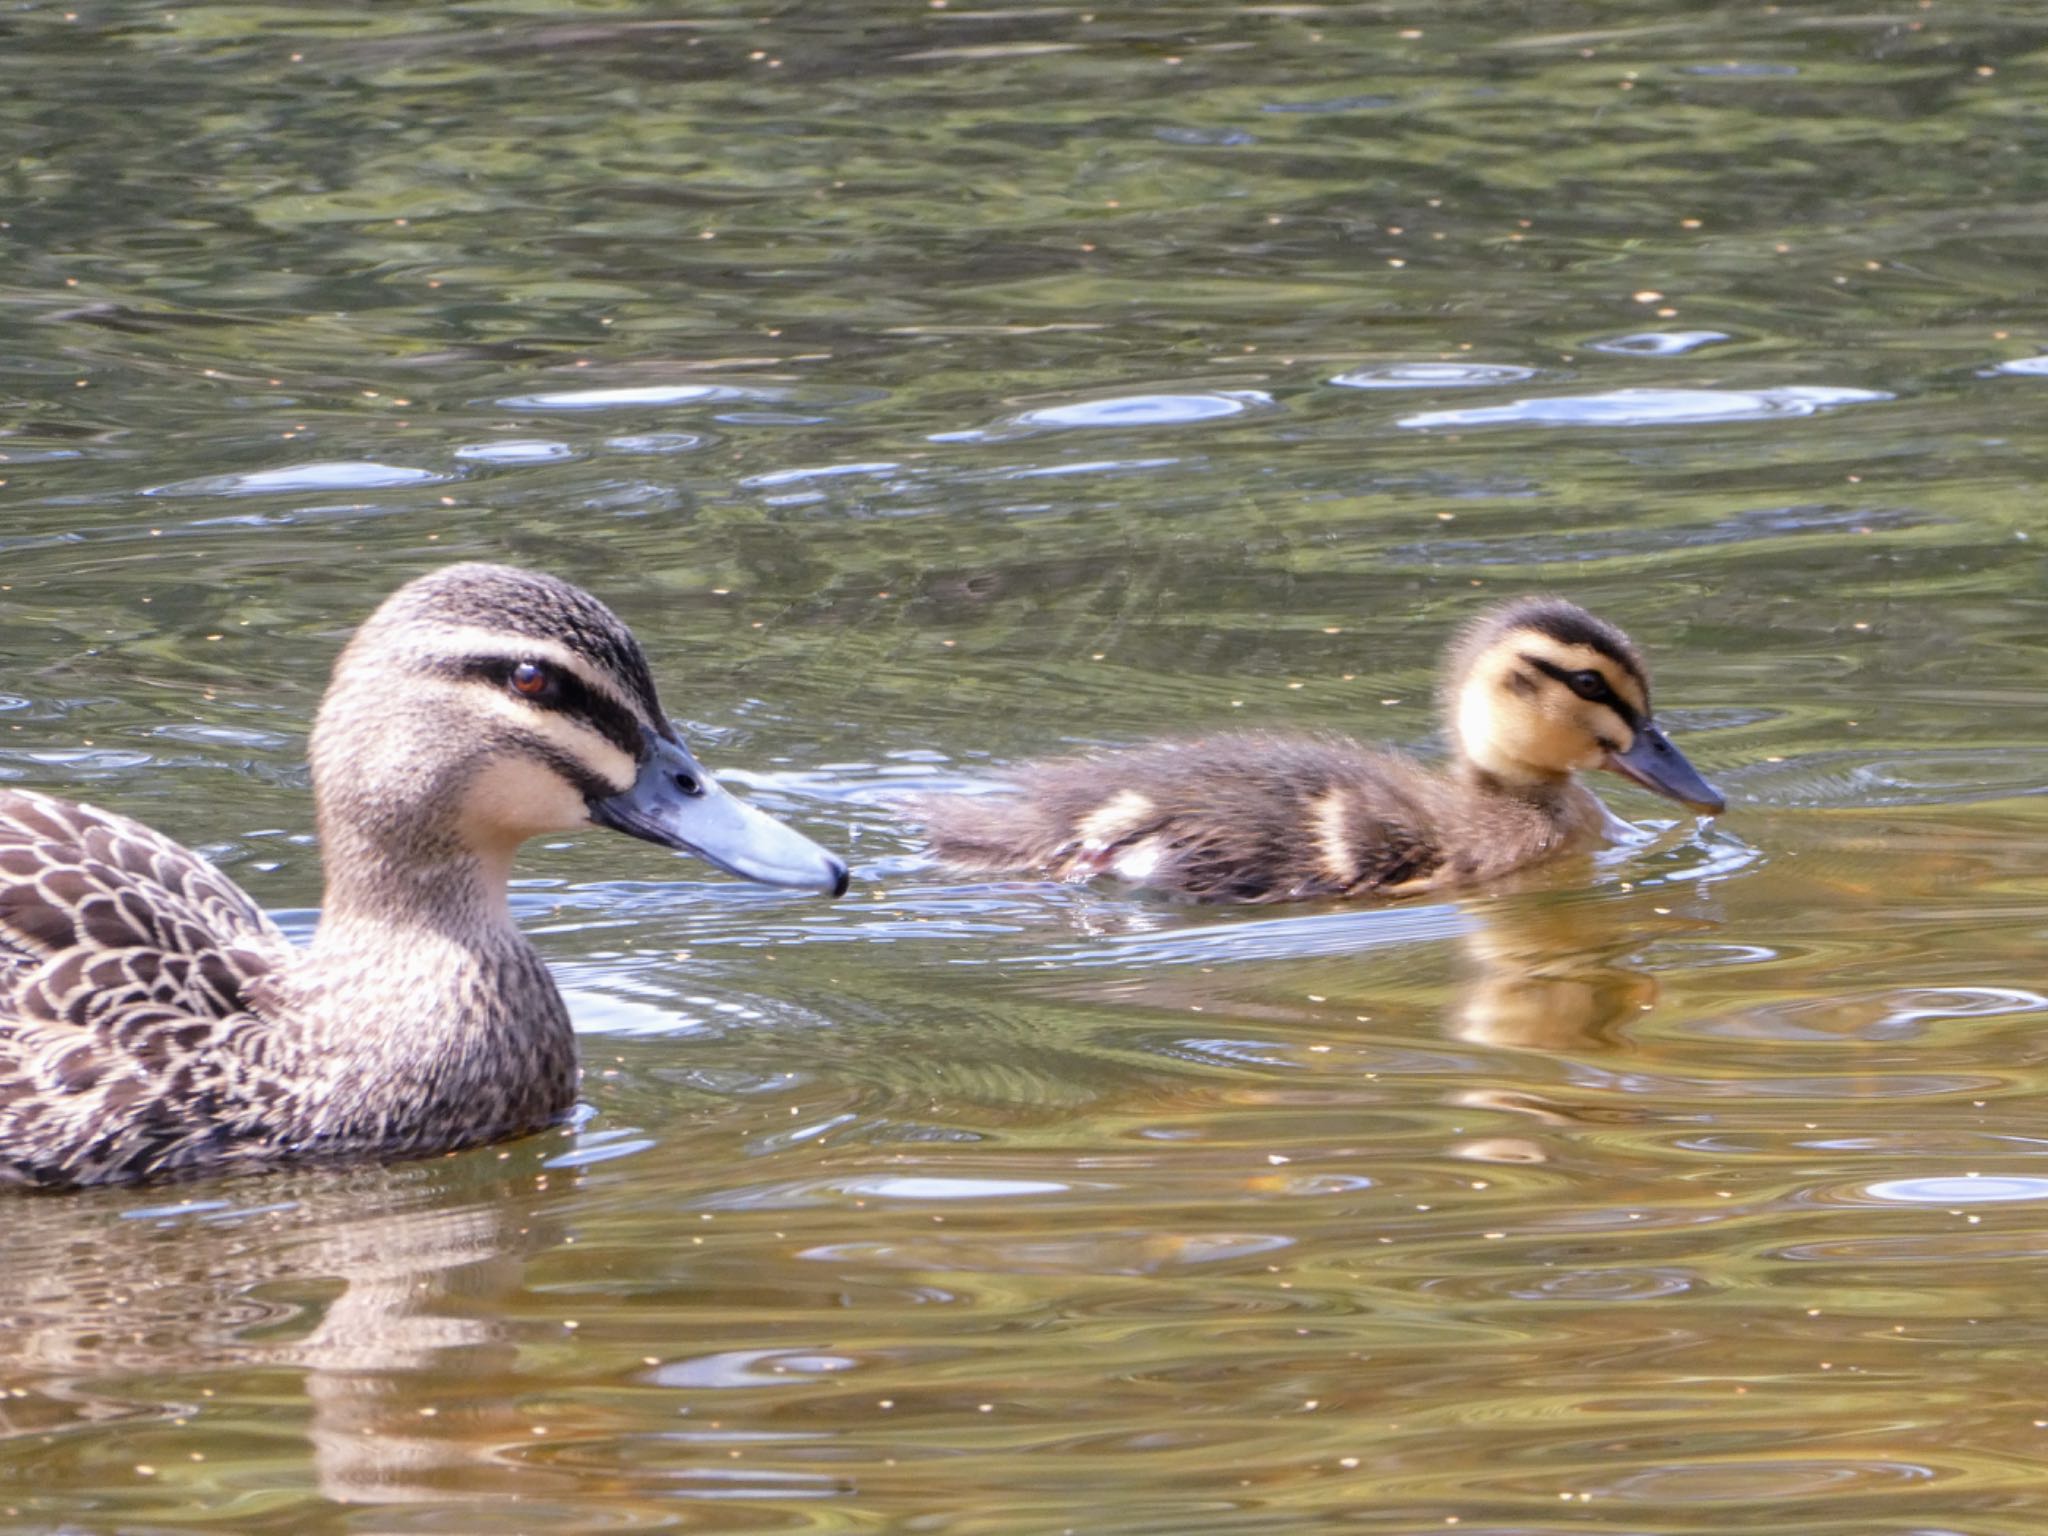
left=0, top=565, right=848, bottom=1189
left=919, top=733, right=1618, bottom=903
left=916, top=597, right=1722, bottom=904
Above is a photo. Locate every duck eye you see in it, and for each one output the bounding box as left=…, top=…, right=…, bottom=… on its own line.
left=510, top=661, right=550, bottom=698
left=1568, top=669, right=1607, bottom=701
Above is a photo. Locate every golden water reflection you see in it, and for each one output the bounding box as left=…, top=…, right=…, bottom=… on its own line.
left=5, top=800, right=2048, bottom=1530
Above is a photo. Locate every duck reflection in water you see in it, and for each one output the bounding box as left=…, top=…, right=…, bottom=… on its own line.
left=0, top=1148, right=570, bottom=1507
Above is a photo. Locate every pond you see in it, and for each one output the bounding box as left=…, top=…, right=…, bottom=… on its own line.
left=4, top=0, right=2048, bottom=1530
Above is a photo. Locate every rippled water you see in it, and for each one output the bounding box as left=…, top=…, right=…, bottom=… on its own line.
left=5, top=1, right=2048, bottom=1531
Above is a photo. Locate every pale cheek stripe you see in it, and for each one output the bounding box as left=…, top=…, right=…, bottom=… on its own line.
left=409, top=678, right=638, bottom=793
left=520, top=710, right=637, bottom=791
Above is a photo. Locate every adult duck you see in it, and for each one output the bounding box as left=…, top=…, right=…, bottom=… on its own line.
left=0, top=563, right=847, bottom=1187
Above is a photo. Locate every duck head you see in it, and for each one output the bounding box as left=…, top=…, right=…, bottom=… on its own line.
left=1443, top=596, right=1724, bottom=815
left=311, top=563, right=850, bottom=899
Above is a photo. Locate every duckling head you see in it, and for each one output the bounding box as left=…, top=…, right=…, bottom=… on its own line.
left=1443, top=596, right=1724, bottom=814
left=311, top=563, right=848, bottom=898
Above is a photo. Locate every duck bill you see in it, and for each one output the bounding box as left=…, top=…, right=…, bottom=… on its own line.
left=1604, top=722, right=1726, bottom=815
left=591, top=734, right=849, bottom=896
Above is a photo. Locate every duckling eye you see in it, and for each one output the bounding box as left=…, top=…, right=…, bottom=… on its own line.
left=509, top=661, right=551, bottom=699
left=1567, top=669, right=1609, bottom=702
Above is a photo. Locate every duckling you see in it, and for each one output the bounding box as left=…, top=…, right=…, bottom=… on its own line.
left=915, top=596, right=1723, bottom=904
left=0, top=564, right=848, bottom=1188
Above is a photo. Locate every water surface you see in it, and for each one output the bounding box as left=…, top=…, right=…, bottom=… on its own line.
left=4, top=1, right=2048, bottom=1531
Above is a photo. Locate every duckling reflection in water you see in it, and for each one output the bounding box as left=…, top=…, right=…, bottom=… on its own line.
left=1448, top=891, right=1664, bottom=1054
left=917, top=597, right=1724, bottom=903
left=0, top=564, right=849, bottom=1189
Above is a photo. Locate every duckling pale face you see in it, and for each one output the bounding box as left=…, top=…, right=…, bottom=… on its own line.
left=1448, top=598, right=1723, bottom=813
left=313, top=564, right=848, bottom=895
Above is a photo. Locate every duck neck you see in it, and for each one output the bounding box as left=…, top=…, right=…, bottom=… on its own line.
left=286, top=823, right=578, bottom=1156
left=313, top=823, right=518, bottom=946
left=1451, top=756, right=1575, bottom=807
left=1450, top=758, right=1612, bottom=851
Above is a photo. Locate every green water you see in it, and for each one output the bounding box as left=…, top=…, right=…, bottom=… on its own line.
left=4, top=0, right=2048, bottom=1530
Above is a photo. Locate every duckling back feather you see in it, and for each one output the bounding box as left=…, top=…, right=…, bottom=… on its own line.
left=917, top=732, right=1599, bottom=904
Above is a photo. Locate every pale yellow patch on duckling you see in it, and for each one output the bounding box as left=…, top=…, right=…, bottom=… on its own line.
left=1076, top=789, right=1156, bottom=850
left=1312, top=789, right=1355, bottom=887
left=1111, top=839, right=1165, bottom=882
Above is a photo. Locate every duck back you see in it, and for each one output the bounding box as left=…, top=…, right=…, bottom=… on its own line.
left=0, top=790, right=293, bottom=1186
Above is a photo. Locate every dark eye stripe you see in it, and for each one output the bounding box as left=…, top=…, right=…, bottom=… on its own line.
left=1521, top=654, right=1642, bottom=729
left=436, top=656, right=647, bottom=758
left=528, top=664, right=645, bottom=757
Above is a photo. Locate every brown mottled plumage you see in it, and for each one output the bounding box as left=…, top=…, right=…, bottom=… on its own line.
left=916, top=597, right=1724, bottom=904
left=0, top=564, right=848, bottom=1189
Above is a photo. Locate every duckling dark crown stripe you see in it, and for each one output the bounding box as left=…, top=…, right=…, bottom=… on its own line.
left=1515, top=610, right=1646, bottom=690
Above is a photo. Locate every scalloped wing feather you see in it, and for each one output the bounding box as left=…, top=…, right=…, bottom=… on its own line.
left=0, top=790, right=295, bottom=1187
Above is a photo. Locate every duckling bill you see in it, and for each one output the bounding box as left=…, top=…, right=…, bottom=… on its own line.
left=0, top=563, right=848, bottom=1189
left=915, top=597, right=1723, bottom=904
